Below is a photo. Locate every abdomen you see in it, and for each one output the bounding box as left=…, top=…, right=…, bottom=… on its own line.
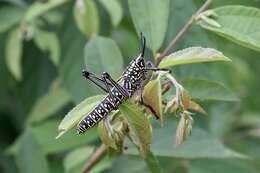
left=76, top=88, right=125, bottom=134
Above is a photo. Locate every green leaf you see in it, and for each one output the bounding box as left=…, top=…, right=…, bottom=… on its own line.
left=198, top=6, right=260, bottom=53
left=27, top=79, right=71, bottom=124
left=144, top=150, right=162, bottom=173
left=16, top=130, right=49, bottom=173
left=182, top=79, right=239, bottom=102
left=107, top=156, right=150, bottom=173
left=89, top=157, right=113, bottom=173
left=7, top=120, right=98, bottom=155
left=143, top=79, right=163, bottom=126
left=128, top=0, right=170, bottom=52
left=111, top=27, right=139, bottom=64
left=158, top=47, right=231, bottom=68
left=33, top=29, right=61, bottom=66
left=239, top=112, right=260, bottom=127
left=119, top=101, right=152, bottom=157
left=57, top=95, right=104, bottom=138
left=208, top=104, right=234, bottom=138
left=64, top=146, right=113, bottom=173
left=84, top=36, right=123, bottom=79
left=73, top=0, right=99, bottom=38
left=126, top=121, right=246, bottom=159
left=59, top=18, right=89, bottom=103
left=189, top=159, right=258, bottom=173
left=24, top=0, right=69, bottom=22
left=0, top=5, right=25, bottom=33
left=64, top=146, right=94, bottom=173
left=99, top=0, right=123, bottom=27
left=5, top=28, right=23, bottom=81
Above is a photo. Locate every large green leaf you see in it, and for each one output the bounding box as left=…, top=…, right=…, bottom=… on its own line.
left=126, top=121, right=246, bottom=159
left=24, top=0, right=69, bottom=22
left=119, top=101, right=152, bottom=157
left=73, top=0, right=99, bottom=38
left=158, top=47, right=230, bottom=68
left=84, top=36, right=123, bottom=79
left=128, top=0, right=170, bottom=52
left=111, top=27, right=139, bottom=65
left=27, top=80, right=71, bottom=124
left=57, top=95, right=104, bottom=138
left=189, top=159, right=258, bottom=173
left=59, top=16, right=89, bottom=103
left=64, top=146, right=94, bottom=173
left=0, top=5, right=24, bottom=33
left=199, top=6, right=260, bottom=52
left=208, top=103, right=234, bottom=138
left=33, top=29, right=61, bottom=66
left=5, top=28, right=23, bottom=81
left=182, top=79, right=239, bottom=102
left=107, top=156, right=150, bottom=173
left=16, top=130, right=49, bottom=173
left=8, top=120, right=98, bottom=155
left=99, top=0, right=123, bottom=27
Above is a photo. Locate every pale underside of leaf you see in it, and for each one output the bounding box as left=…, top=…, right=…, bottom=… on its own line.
left=159, top=47, right=231, bottom=68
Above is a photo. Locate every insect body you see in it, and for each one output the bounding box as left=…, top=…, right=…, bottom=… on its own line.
left=77, top=33, right=168, bottom=134
left=77, top=87, right=125, bottom=133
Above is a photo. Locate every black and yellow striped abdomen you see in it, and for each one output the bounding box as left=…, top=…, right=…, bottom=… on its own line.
left=77, top=87, right=126, bottom=134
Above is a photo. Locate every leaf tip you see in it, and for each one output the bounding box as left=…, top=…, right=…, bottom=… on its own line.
left=55, top=130, right=66, bottom=139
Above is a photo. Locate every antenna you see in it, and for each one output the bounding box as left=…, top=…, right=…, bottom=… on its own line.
left=140, top=32, right=146, bottom=57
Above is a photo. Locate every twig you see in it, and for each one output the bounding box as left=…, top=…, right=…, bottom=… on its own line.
left=156, top=0, right=213, bottom=66
left=161, top=81, right=173, bottom=95
left=81, top=144, right=108, bottom=173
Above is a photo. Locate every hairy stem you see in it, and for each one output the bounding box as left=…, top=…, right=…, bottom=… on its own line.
left=156, top=0, right=213, bottom=65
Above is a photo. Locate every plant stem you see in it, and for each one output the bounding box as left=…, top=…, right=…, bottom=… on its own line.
left=156, top=0, right=213, bottom=65
left=81, top=144, right=108, bottom=173
left=144, top=150, right=162, bottom=173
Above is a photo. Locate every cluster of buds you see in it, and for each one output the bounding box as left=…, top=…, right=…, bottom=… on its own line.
left=161, top=73, right=196, bottom=145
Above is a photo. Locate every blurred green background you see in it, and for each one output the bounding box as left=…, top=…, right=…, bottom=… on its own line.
left=1, top=0, right=260, bottom=173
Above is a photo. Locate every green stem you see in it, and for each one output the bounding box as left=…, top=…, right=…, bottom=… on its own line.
left=144, top=150, right=163, bottom=173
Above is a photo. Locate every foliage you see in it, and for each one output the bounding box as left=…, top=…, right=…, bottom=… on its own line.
left=1, top=0, right=260, bottom=173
